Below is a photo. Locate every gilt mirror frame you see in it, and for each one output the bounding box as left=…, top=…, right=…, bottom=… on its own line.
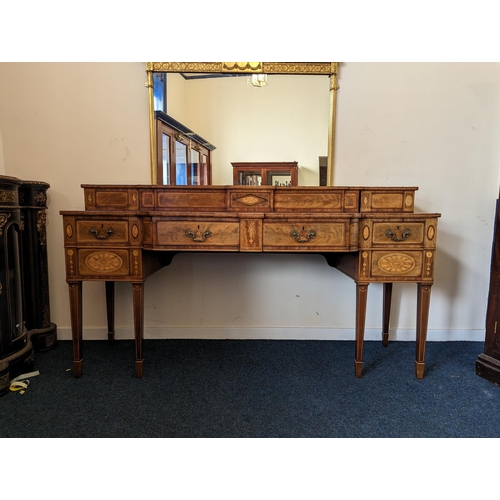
left=145, top=62, right=339, bottom=186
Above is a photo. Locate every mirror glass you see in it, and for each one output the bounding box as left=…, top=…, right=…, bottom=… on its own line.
left=160, top=72, right=331, bottom=186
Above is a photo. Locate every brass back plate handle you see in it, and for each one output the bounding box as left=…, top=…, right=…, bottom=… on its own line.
left=385, top=227, right=411, bottom=242
left=290, top=228, right=317, bottom=243
left=186, top=228, right=212, bottom=242
left=90, top=226, right=116, bottom=240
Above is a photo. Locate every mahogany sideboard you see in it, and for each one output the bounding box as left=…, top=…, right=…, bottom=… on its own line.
left=61, top=185, right=440, bottom=379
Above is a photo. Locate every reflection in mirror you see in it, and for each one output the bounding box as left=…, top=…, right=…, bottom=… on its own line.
left=164, top=73, right=330, bottom=186
left=146, top=63, right=339, bottom=186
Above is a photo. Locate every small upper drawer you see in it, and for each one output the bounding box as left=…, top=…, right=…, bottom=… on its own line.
left=76, top=220, right=129, bottom=244
left=264, top=221, right=348, bottom=250
left=371, top=222, right=424, bottom=245
left=360, top=189, right=416, bottom=213
left=360, top=221, right=425, bottom=247
left=155, top=220, right=239, bottom=249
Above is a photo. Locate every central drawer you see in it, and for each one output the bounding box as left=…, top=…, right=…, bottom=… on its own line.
left=155, top=220, right=240, bottom=250
left=263, top=221, right=348, bottom=251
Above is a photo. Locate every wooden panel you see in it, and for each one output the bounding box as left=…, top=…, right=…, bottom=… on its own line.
left=63, top=217, right=76, bottom=244
left=83, top=188, right=139, bottom=210
left=274, top=191, right=344, bottom=212
left=76, top=220, right=129, bottom=244
left=372, top=193, right=403, bottom=209
left=78, top=249, right=130, bottom=277
left=95, top=191, right=129, bottom=208
left=240, top=219, right=263, bottom=252
left=157, top=191, right=226, bottom=211
left=141, top=191, right=155, bottom=208
left=360, top=188, right=417, bottom=213
left=371, top=250, right=423, bottom=278
left=229, top=191, right=272, bottom=211
left=264, top=221, right=347, bottom=250
left=142, top=220, right=153, bottom=245
left=156, top=221, right=239, bottom=249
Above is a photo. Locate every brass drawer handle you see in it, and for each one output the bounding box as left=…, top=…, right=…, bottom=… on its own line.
left=89, top=226, right=115, bottom=240
left=186, top=228, right=212, bottom=242
left=290, top=228, right=317, bottom=243
left=385, top=227, right=411, bottom=242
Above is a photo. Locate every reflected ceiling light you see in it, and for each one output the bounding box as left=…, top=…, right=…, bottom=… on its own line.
left=251, top=74, right=268, bottom=87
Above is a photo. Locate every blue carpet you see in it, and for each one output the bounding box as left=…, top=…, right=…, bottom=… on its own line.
left=1, top=339, right=499, bottom=438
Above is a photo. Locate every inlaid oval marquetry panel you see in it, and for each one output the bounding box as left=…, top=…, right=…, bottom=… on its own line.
left=131, top=224, right=139, bottom=239
left=66, top=223, right=73, bottom=238
left=362, top=225, right=370, bottom=240
left=239, top=195, right=262, bottom=206
left=405, top=195, right=413, bottom=207
left=85, top=251, right=123, bottom=273
left=427, top=225, right=435, bottom=240
left=378, top=253, right=416, bottom=274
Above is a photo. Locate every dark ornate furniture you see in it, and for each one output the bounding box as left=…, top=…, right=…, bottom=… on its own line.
left=61, top=184, right=440, bottom=380
left=0, top=175, right=57, bottom=396
left=476, top=197, right=500, bottom=386
left=156, top=112, right=215, bottom=186
left=232, top=162, right=298, bottom=186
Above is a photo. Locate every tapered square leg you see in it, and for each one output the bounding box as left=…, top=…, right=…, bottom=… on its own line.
left=382, top=283, right=393, bottom=347
left=415, top=284, right=432, bottom=379
left=105, top=281, right=115, bottom=343
left=68, top=281, right=83, bottom=378
left=355, top=283, right=369, bottom=378
left=132, top=282, right=144, bottom=378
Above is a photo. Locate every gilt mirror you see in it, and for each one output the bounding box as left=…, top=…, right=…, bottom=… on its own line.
left=146, top=62, right=339, bottom=186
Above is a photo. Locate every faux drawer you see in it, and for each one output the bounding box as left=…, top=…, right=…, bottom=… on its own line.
left=371, top=250, right=423, bottom=278
left=156, top=221, right=239, bottom=249
left=76, top=220, right=129, bottom=244
left=263, top=221, right=347, bottom=250
left=77, top=249, right=130, bottom=276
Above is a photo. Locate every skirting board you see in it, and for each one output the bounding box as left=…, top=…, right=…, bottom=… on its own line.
left=55, top=327, right=486, bottom=342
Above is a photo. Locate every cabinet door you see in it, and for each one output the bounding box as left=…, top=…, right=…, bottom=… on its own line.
left=237, top=169, right=263, bottom=186
left=266, top=169, right=293, bottom=186
left=191, top=148, right=201, bottom=186
left=160, top=132, right=171, bottom=185
left=174, top=137, right=188, bottom=185
left=0, top=221, right=25, bottom=357
left=201, top=153, right=208, bottom=185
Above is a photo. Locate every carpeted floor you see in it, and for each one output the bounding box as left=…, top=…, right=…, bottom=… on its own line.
left=1, top=339, right=499, bottom=438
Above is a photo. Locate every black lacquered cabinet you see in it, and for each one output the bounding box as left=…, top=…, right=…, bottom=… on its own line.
left=0, top=175, right=57, bottom=396
left=476, top=198, right=500, bottom=386
left=19, top=181, right=57, bottom=351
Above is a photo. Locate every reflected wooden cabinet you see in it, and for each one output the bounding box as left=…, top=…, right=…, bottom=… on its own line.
left=156, top=111, right=216, bottom=186
left=232, top=162, right=298, bottom=186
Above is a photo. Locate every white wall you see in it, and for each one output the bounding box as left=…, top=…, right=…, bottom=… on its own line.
left=1, top=62, right=499, bottom=342
left=0, top=132, right=5, bottom=174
